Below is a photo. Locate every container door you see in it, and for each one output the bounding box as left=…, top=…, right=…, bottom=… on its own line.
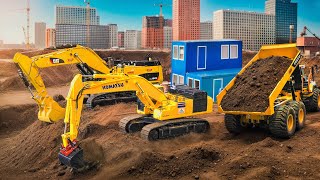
left=197, top=46, right=207, bottom=70
left=213, top=78, right=223, bottom=102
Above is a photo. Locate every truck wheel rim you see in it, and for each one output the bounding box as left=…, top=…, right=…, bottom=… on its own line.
left=287, top=114, right=294, bottom=132
left=298, top=109, right=304, bottom=124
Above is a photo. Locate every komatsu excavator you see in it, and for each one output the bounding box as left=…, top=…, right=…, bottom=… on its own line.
left=58, top=73, right=213, bottom=169
left=13, top=45, right=163, bottom=123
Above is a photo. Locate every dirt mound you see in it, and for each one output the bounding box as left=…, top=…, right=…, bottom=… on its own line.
left=242, top=51, right=257, bottom=66
left=0, top=61, right=78, bottom=92
left=124, top=145, right=220, bottom=179
left=0, top=49, right=56, bottom=59
left=221, top=56, right=292, bottom=112
left=96, top=50, right=171, bottom=81
left=0, top=104, right=37, bottom=136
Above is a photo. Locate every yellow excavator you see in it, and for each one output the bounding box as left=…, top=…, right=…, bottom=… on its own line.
left=13, top=45, right=163, bottom=123
left=58, top=73, right=213, bottom=169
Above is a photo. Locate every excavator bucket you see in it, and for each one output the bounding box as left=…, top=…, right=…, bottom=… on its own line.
left=58, top=142, right=86, bottom=170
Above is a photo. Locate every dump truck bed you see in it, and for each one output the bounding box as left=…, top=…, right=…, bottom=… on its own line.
left=217, top=44, right=302, bottom=116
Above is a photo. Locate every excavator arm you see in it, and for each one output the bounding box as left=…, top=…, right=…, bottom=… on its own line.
left=13, top=45, right=112, bottom=122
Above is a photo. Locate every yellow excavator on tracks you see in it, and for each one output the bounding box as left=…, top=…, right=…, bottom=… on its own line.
left=217, top=44, right=319, bottom=138
left=58, top=73, right=213, bottom=169
left=13, top=45, right=163, bottom=123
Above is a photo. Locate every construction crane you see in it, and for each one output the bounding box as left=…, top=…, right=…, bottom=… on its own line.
left=26, top=0, right=30, bottom=49
left=300, top=26, right=320, bottom=41
left=154, top=2, right=171, bottom=17
left=85, top=0, right=90, bottom=47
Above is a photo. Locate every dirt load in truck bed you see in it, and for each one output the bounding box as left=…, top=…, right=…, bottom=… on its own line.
left=221, top=56, right=292, bottom=112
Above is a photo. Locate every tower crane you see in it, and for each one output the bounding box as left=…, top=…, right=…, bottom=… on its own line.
left=85, top=0, right=90, bottom=47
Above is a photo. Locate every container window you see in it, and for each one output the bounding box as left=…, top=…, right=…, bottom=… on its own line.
left=172, top=74, right=178, bottom=85
left=230, top=45, right=238, bottom=59
left=179, top=46, right=184, bottom=60
left=178, top=75, right=184, bottom=85
left=194, top=79, right=200, bottom=89
left=188, top=78, right=193, bottom=87
left=221, top=45, right=229, bottom=59
left=173, top=45, right=178, bottom=59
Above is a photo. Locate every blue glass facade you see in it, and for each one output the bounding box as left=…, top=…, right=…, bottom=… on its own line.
left=265, top=0, right=298, bottom=44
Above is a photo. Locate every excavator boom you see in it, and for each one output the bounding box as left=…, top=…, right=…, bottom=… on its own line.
left=13, top=45, right=111, bottom=122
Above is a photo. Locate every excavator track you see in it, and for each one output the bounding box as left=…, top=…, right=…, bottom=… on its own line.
left=140, top=118, right=210, bottom=141
left=86, top=91, right=137, bottom=109
left=119, top=114, right=155, bottom=133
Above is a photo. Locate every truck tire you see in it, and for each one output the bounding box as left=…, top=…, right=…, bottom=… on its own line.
left=304, top=88, right=320, bottom=112
left=225, top=114, right=244, bottom=134
left=269, top=105, right=296, bottom=138
left=287, top=101, right=306, bottom=130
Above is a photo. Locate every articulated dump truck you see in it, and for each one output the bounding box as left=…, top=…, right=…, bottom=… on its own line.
left=217, top=44, right=320, bottom=138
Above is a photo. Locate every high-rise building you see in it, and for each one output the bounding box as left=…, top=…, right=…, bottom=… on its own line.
left=55, top=5, right=111, bottom=49
left=173, top=0, right=200, bottom=40
left=213, top=10, right=275, bottom=51
left=55, top=5, right=100, bottom=25
left=142, top=16, right=164, bottom=49
left=35, top=22, right=46, bottom=49
left=200, top=21, right=213, bottom=40
left=124, top=30, right=141, bottom=49
left=118, top=31, right=125, bottom=48
left=164, top=26, right=172, bottom=49
left=107, top=24, right=118, bottom=48
left=0, top=40, right=3, bottom=47
left=46, top=28, right=56, bottom=48
left=56, top=24, right=108, bottom=49
left=164, top=19, right=173, bottom=27
left=265, top=0, right=298, bottom=44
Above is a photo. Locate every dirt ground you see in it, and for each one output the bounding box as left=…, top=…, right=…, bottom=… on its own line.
left=1, top=50, right=320, bottom=180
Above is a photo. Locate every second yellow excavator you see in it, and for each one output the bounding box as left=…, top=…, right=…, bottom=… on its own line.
left=58, top=73, right=213, bottom=169
left=13, top=45, right=163, bottom=123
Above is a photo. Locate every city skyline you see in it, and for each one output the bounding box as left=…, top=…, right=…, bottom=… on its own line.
left=0, top=0, right=319, bottom=44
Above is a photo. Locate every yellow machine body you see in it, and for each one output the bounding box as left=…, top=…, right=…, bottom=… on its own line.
left=217, top=44, right=302, bottom=118
left=61, top=73, right=213, bottom=147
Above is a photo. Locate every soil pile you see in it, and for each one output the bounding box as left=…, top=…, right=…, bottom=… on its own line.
left=0, top=64, right=78, bottom=92
left=0, top=49, right=56, bottom=59
left=124, top=145, right=220, bottom=179
left=221, top=56, right=292, bottom=112
left=242, top=51, right=257, bottom=66
left=0, top=104, right=37, bottom=135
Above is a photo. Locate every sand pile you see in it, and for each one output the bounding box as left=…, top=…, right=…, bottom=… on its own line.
left=221, top=56, right=292, bottom=112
